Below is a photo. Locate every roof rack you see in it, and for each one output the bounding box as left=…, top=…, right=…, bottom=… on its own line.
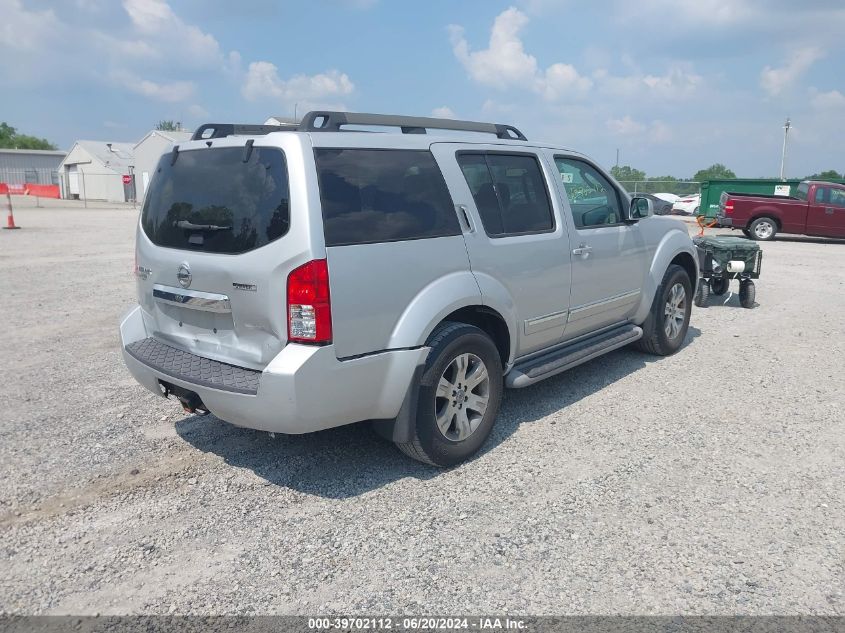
left=298, top=111, right=527, bottom=141
left=190, top=122, right=298, bottom=141
left=191, top=112, right=528, bottom=142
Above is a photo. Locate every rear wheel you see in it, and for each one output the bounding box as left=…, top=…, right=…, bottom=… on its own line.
left=395, top=322, right=503, bottom=467
left=710, top=277, right=730, bottom=296
left=636, top=264, right=693, bottom=355
left=739, top=280, right=756, bottom=308
left=749, top=217, right=777, bottom=241
left=694, top=279, right=709, bottom=307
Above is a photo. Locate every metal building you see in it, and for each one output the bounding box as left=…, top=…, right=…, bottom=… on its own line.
left=0, top=148, right=66, bottom=185
left=57, top=141, right=135, bottom=202
left=133, top=130, right=192, bottom=199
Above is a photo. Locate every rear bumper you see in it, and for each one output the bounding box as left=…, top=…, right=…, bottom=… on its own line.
left=119, top=306, right=428, bottom=434
left=716, top=215, right=734, bottom=227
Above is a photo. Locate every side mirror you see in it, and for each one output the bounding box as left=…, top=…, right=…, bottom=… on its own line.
left=628, top=196, right=653, bottom=221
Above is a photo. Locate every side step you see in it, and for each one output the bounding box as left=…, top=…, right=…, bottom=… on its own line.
left=506, top=324, right=642, bottom=388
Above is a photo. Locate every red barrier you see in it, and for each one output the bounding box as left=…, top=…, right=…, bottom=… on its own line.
left=24, top=184, right=60, bottom=198
left=0, top=183, right=60, bottom=198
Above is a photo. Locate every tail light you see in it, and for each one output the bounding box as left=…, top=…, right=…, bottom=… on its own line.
left=287, top=259, right=332, bottom=344
left=724, top=201, right=734, bottom=214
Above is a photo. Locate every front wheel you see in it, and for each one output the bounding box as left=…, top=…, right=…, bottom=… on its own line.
left=395, top=322, right=503, bottom=467
left=636, top=264, right=693, bottom=356
left=749, top=217, right=777, bottom=241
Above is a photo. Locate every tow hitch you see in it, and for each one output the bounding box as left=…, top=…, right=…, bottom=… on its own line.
left=159, top=381, right=210, bottom=415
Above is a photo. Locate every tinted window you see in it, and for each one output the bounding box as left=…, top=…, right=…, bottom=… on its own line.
left=315, top=149, right=459, bottom=246
left=555, top=157, right=623, bottom=228
left=457, top=153, right=554, bottom=236
left=141, top=147, right=289, bottom=254
left=830, top=188, right=845, bottom=208
left=796, top=182, right=809, bottom=201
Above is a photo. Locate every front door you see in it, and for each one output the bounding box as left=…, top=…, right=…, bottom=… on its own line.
left=807, top=185, right=845, bottom=237
left=431, top=143, right=572, bottom=359
left=548, top=153, right=649, bottom=340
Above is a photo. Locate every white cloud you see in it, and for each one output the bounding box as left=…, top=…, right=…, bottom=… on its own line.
left=187, top=104, right=211, bottom=119
left=811, top=89, right=845, bottom=109
left=113, top=72, right=196, bottom=102
left=449, top=7, right=591, bottom=101
left=432, top=106, right=457, bottom=119
left=760, top=47, right=824, bottom=96
left=606, top=116, right=646, bottom=136
left=597, top=65, right=702, bottom=100
left=606, top=116, right=672, bottom=143
left=242, top=61, right=354, bottom=108
left=621, top=0, right=753, bottom=26
left=0, top=0, right=60, bottom=52
left=122, top=0, right=223, bottom=69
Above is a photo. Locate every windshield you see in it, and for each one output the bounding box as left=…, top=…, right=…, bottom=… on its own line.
left=795, top=182, right=809, bottom=201
left=141, top=146, right=290, bottom=254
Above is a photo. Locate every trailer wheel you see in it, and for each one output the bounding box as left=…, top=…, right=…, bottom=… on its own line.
left=710, top=278, right=730, bottom=296
left=694, top=279, right=709, bottom=307
left=739, top=280, right=756, bottom=309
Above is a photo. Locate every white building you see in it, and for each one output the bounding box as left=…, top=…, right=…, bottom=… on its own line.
left=133, top=130, right=192, bottom=198
left=58, top=141, right=135, bottom=202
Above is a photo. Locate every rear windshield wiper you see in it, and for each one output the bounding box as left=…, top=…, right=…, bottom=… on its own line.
left=175, top=220, right=232, bottom=231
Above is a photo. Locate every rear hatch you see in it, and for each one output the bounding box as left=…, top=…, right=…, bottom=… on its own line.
left=135, top=136, right=315, bottom=370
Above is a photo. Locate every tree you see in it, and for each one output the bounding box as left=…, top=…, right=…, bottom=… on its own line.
left=693, top=163, right=736, bottom=182
left=156, top=120, right=182, bottom=131
left=806, top=169, right=841, bottom=180
left=610, top=165, right=646, bottom=182
left=0, top=122, right=57, bottom=150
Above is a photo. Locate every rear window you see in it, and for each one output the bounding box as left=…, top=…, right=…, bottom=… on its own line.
left=796, top=182, right=809, bottom=201
left=314, top=149, right=460, bottom=247
left=141, top=147, right=290, bottom=254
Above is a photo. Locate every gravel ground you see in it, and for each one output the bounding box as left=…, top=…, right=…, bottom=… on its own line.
left=1, top=197, right=843, bottom=615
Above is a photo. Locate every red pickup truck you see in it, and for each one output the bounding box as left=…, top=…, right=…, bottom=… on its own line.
left=717, top=180, right=845, bottom=240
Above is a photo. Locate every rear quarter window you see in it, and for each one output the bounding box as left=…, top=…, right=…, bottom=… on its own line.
left=141, top=146, right=290, bottom=254
left=314, top=149, right=460, bottom=247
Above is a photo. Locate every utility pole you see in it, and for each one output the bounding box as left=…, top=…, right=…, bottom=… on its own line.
left=616, top=148, right=620, bottom=168
left=779, top=117, right=791, bottom=180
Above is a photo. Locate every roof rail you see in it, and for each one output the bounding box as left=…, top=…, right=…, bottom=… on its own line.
left=298, top=111, right=527, bottom=141
left=190, top=122, right=298, bottom=141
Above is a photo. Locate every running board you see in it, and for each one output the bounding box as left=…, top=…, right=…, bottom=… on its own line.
left=506, top=324, right=642, bottom=388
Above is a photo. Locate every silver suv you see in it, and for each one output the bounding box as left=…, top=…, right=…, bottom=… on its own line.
left=121, top=111, right=697, bottom=466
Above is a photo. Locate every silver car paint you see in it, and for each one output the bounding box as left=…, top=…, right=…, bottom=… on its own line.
left=431, top=142, right=574, bottom=359
left=122, top=129, right=696, bottom=435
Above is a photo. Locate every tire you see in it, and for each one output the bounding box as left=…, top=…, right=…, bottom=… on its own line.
left=395, top=322, right=503, bottom=467
left=739, top=280, right=756, bottom=309
left=636, top=264, right=693, bottom=355
left=742, top=229, right=752, bottom=238
left=693, top=278, right=709, bottom=307
left=710, top=277, right=730, bottom=296
left=749, top=217, right=777, bottom=241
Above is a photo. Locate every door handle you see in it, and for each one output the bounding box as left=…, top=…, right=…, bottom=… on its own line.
left=825, top=207, right=834, bottom=215
left=572, top=244, right=593, bottom=257
left=456, top=204, right=475, bottom=233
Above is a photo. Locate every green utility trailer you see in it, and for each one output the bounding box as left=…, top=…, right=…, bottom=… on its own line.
left=693, top=235, right=761, bottom=309
left=698, top=178, right=845, bottom=218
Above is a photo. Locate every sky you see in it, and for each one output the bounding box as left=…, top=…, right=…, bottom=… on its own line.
left=2, top=0, right=843, bottom=178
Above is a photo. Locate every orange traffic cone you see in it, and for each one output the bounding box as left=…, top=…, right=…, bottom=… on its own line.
left=4, top=191, right=20, bottom=229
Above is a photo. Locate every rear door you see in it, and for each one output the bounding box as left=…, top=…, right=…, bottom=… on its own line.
left=806, top=185, right=845, bottom=237
left=549, top=153, right=649, bottom=340
left=136, top=135, right=316, bottom=370
left=313, top=145, right=477, bottom=359
left=431, top=143, right=572, bottom=358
